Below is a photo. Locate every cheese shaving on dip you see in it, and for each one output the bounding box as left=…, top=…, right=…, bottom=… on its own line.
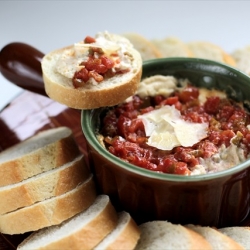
left=139, top=105, right=208, bottom=150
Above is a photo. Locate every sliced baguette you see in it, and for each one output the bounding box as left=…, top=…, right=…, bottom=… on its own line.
left=187, top=41, right=236, bottom=66
left=185, top=224, right=244, bottom=250
left=122, top=32, right=162, bottom=60
left=42, top=31, right=142, bottom=109
left=0, top=154, right=89, bottom=215
left=231, top=45, right=250, bottom=75
left=0, top=175, right=96, bottom=234
left=151, top=37, right=193, bottom=58
left=219, top=226, right=250, bottom=249
left=17, top=195, right=118, bottom=250
left=135, top=221, right=212, bottom=250
left=0, top=127, right=80, bottom=186
left=94, top=211, right=140, bottom=250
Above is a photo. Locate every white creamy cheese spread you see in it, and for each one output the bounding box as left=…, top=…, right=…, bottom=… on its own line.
left=136, top=75, right=178, bottom=98
left=193, top=142, right=246, bottom=175
left=55, top=31, right=132, bottom=79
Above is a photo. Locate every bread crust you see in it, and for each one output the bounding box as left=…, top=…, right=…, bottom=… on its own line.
left=99, top=212, right=140, bottom=250
left=187, top=41, right=236, bottom=66
left=231, top=45, right=250, bottom=75
left=123, top=32, right=163, bottom=60
left=42, top=33, right=143, bottom=110
left=136, top=221, right=212, bottom=250
left=0, top=127, right=80, bottom=186
left=17, top=195, right=118, bottom=250
left=151, top=37, right=193, bottom=58
left=186, top=224, right=244, bottom=250
left=0, top=175, right=96, bottom=234
left=219, top=226, right=250, bottom=249
left=43, top=66, right=142, bottom=109
left=38, top=198, right=118, bottom=250
left=0, top=155, right=89, bottom=215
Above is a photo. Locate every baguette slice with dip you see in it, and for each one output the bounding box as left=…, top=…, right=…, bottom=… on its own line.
left=42, top=31, right=142, bottom=109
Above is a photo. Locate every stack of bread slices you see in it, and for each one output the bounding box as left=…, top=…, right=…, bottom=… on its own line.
left=0, top=126, right=140, bottom=249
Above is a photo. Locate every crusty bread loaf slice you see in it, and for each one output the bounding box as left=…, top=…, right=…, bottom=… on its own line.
left=219, top=226, right=250, bottom=249
left=17, top=195, right=118, bottom=250
left=151, top=37, right=193, bottom=58
left=42, top=31, right=142, bottom=109
left=135, top=221, right=212, bottom=250
left=187, top=41, right=236, bottom=66
left=231, top=45, right=250, bottom=75
left=0, top=154, right=89, bottom=215
left=94, top=211, right=140, bottom=250
left=0, top=175, right=96, bottom=234
left=0, top=127, right=80, bottom=186
left=122, top=33, right=162, bottom=60
left=185, top=224, right=244, bottom=250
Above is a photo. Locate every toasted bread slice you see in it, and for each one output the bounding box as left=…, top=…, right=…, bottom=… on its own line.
left=0, top=127, right=80, bottom=186
left=136, top=221, right=212, bottom=250
left=0, top=175, right=96, bottom=234
left=187, top=41, right=236, bottom=66
left=186, top=224, right=244, bottom=250
left=123, top=32, right=162, bottom=60
left=231, top=45, right=250, bottom=75
left=94, top=211, right=140, bottom=250
left=17, top=195, right=118, bottom=250
left=151, top=37, right=193, bottom=58
left=0, top=155, right=89, bottom=215
left=42, top=31, right=142, bottom=109
left=219, top=226, right=250, bottom=249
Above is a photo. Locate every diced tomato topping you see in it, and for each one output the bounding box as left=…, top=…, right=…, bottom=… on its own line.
left=88, top=71, right=104, bottom=82
left=204, top=96, right=221, bottom=114
left=101, top=55, right=115, bottom=69
left=100, top=84, right=250, bottom=175
left=84, top=36, right=96, bottom=44
left=73, top=36, right=128, bottom=87
left=177, top=86, right=199, bottom=103
left=72, top=68, right=89, bottom=87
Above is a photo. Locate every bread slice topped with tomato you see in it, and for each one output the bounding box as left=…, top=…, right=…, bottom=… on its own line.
left=42, top=31, right=142, bottom=109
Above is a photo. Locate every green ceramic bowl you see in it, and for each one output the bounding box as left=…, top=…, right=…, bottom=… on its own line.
left=81, top=58, right=250, bottom=227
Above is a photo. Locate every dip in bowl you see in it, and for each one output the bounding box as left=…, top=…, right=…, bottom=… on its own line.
left=81, top=58, right=250, bottom=227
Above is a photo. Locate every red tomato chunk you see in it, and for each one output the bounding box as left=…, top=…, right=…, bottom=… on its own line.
left=100, top=85, right=250, bottom=175
left=72, top=36, right=129, bottom=88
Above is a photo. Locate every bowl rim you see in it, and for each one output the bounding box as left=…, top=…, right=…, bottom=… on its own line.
left=81, top=57, right=250, bottom=182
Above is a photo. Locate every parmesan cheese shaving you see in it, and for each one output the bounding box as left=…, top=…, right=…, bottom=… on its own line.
left=139, top=105, right=208, bottom=150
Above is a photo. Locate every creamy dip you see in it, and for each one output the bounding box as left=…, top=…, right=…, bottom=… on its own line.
left=99, top=75, right=250, bottom=175
left=55, top=31, right=133, bottom=87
